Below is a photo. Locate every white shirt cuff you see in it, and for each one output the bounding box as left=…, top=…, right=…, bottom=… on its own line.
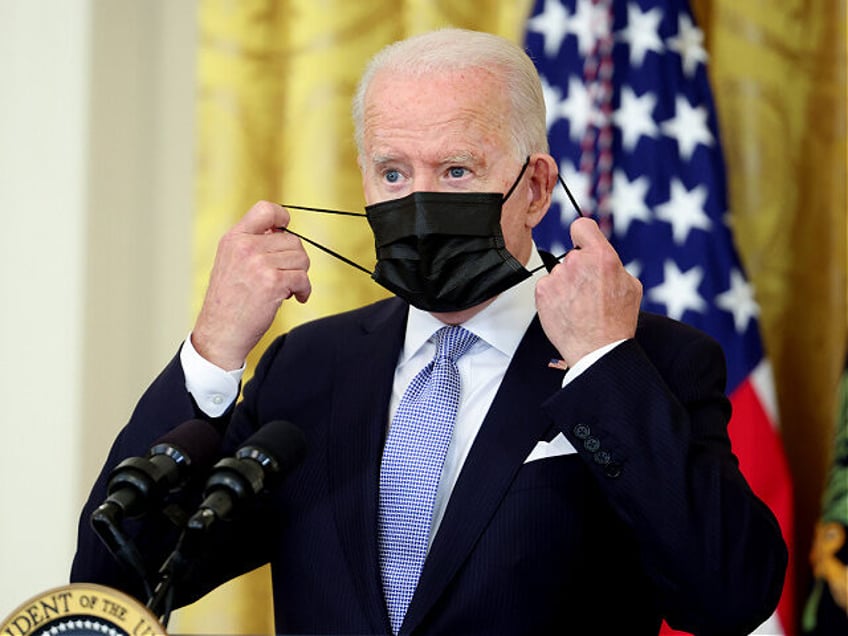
left=562, top=339, right=628, bottom=387
left=180, top=333, right=245, bottom=417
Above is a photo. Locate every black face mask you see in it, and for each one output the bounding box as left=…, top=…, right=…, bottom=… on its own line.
left=364, top=158, right=531, bottom=312
left=280, top=157, right=583, bottom=312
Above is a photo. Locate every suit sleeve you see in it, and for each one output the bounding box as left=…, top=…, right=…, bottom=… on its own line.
left=69, top=337, right=289, bottom=606
left=543, top=328, right=787, bottom=635
left=70, top=350, right=203, bottom=599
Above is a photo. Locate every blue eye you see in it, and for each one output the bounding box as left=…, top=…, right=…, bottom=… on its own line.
left=448, top=167, right=467, bottom=179
left=385, top=170, right=400, bottom=183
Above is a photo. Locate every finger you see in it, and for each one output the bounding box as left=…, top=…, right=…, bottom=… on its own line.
left=269, top=268, right=312, bottom=304
left=263, top=236, right=309, bottom=271
left=568, top=217, right=606, bottom=249
left=235, top=201, right=291, bottom=234
left=289, top=271, right=312, bottom=304
left=262, top=227, right=310, bottom=256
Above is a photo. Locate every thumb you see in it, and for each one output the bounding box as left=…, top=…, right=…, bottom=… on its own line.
left=236, top=201, right=291, bottom=234
left=569, top=217, right=605, bottom=249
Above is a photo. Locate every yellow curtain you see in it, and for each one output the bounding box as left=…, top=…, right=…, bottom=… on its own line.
left=690, top=1, right=847, bottom=621
left=175, top=1, right=846, bottom=632
left=173, top=1, right=533, bottom=632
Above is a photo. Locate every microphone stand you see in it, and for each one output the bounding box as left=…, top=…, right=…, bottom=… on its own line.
left=146, top=508, right=217, bottom=626
left=91, top=502, right=154, bottom=600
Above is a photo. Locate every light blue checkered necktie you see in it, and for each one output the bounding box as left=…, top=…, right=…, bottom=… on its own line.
left=378, top=325, right=478, bottom=634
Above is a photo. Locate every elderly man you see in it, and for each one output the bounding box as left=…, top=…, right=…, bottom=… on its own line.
left=73, top=28, right=786, bottom=635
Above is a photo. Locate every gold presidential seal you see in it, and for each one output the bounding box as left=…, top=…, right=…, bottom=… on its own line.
left=1, top=583, right=165, bottom=636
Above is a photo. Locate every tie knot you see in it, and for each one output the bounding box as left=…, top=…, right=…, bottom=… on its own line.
left=433, top=326, right=478, bottom=363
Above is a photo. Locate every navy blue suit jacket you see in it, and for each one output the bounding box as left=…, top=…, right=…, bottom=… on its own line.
left=72, top=297, right=786, bottom=635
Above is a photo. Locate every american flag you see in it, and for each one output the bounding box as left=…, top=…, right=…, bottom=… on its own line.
left=524, top=0, right=795, bottom=633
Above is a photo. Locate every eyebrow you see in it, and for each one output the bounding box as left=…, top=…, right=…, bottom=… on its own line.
left=368, top=152, right=483, bottom=167
left=440, top=152, right=479, bottom=165
left=370, top=153, right=399, bottom=165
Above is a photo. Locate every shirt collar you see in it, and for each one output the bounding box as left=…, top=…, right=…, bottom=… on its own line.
left=401, top=246, right=547, bottom=363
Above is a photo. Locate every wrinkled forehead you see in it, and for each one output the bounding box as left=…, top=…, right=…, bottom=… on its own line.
left=361, top=67, right=514, bottom=159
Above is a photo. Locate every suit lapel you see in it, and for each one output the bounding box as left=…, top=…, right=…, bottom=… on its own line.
left=402, top=316, right=565, bottom=632
left=327, top=298, right=407, bottom=633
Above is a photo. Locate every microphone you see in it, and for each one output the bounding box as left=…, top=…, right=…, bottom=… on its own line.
left=93, top=418, right=223, bottom=524
left=187, top=420, right=307, bottom=532
left=147, top=420, right=306, bottom=620
left=90, top=418, right=222, bottom=600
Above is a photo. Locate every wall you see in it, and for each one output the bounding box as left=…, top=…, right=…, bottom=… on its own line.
left=0, top=0, right=196, bottom=614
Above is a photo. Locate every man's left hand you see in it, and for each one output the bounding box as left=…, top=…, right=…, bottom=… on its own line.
left=535, top=217, right=642, bottom=368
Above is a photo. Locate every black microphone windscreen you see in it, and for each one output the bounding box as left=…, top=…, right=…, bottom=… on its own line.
left=240, top=420, right=307, bottom=475
left=152, top=418, right=222, bottom=470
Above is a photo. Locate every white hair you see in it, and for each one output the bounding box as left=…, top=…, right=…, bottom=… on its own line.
left=352, top=28, right=549, bottom=160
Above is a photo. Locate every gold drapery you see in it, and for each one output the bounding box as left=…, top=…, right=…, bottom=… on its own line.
left=690, top=1, right=847, bottom=623
left=176, top=1, right=846, bottom=632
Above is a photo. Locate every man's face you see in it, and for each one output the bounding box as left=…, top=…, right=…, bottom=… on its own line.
left=359, top=67, right=536, bottom=266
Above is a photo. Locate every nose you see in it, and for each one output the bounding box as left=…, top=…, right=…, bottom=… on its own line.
left=411, top=174, right=439, bottom=193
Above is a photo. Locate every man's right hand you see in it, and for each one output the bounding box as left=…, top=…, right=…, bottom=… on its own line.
left=191, top=201, right=311, bottom=370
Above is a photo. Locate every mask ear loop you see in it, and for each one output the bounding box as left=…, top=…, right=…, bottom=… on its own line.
left=282, top=204, right=365, bottom=217
left=527, top=170, right=587, bottom=275
left=556, top=172, right=586, bottom=220
left=501, top=156, right=532, bottom=203
left=275, top=204, right=373, bottom=276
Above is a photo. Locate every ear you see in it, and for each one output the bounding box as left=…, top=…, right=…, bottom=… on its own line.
left=524, top=153, right=559, bottom=229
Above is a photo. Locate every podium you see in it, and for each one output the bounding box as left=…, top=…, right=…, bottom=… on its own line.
left=1, top=583, right=166, bottom=636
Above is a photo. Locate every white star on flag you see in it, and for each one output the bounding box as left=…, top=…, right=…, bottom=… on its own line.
left=526, top=0, right=571, bottom=57
left=617, top=2, right=664, bottom=66
left=569, top=0, right=606, bottom=56
left=647, top=260, right=707, bottom=320
left=660, top=95, right=714, bottom=161
left=558, top=75, right=597, bottom=141
left=654, top=178, right=711, bottom=244
left=666, top=11, right=708, bottom=76
left=715, top=268, right=761, bottom=333
left=614, top=86, right=659, bottom=151
left=610, top=170, right=652, bottom=236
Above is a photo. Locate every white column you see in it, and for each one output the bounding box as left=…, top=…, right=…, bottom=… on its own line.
left=0, top=0, right=196, bottom=614
left=0, top=0, right=92, bottom=609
